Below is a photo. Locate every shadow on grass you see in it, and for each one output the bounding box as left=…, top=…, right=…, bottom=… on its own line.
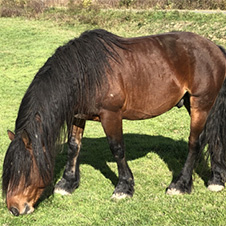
left=54, top=134, right=211, bottom=189
left=38, top=134, right=211, bottom=206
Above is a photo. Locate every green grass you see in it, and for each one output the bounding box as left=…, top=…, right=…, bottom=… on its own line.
left=1, top=10, right=226, bottom=225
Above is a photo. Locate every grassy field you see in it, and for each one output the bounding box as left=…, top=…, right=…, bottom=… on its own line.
left=1, top=9, right=226, bottom=225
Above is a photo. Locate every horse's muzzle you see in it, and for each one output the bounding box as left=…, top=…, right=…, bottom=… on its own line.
left=9, top=203, right=33, bottom=216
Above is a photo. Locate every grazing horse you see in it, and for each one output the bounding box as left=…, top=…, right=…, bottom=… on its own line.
left=2, top=29, right=226, bottom=216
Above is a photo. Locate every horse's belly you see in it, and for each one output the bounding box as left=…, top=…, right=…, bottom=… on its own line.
left=121, top=80, right=185, bottom=120
left=122, top=109, right=157, bottom=120
left=122, top=102, right=176, bottom=120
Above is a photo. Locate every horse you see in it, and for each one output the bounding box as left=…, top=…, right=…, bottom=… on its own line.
left=2, top=29, right=226, bottom=216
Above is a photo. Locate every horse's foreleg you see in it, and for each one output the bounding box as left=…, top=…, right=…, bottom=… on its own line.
left=101, top=110, right=134, bottom=199
left=54, top=119, right=86, bottom=195
left=167, top=101, right=208, bottom=195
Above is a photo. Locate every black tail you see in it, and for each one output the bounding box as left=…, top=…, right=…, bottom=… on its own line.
left=199, top=45, right=226, bottom=186
left=218, top=45, right=226, bottom=56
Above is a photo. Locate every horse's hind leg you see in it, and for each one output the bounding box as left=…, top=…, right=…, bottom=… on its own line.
left=54, top=119, right=85, bottom=195
left=101, top=110, right=134, bottom=199
left=167, top=96, right=209, bottom=194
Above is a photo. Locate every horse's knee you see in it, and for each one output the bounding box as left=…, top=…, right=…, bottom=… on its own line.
left=107, top=137, right=125, bottom=159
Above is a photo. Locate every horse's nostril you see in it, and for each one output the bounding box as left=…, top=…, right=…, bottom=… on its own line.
left=24, top=203, right=30, bottom=214
left=9, top=207, right=19, bottom=216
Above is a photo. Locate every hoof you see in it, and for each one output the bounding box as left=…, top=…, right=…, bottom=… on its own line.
left=54, top=187, right=71, bottom=196
left=166, top=188, right=183, bottom=195
left=208, top=184, right=224, bottom=192
left=54, top=177, right=79, bottom=195
left=111, top=192, right=132, bottom=200
left=112, top=178, right=134, bottom=200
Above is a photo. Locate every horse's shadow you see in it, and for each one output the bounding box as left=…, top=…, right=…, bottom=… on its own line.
left=39, top=134, right=210, bottom=204
left=54, top=134, right=210, bottom=189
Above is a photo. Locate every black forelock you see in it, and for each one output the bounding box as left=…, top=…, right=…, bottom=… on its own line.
left=2, top=135, right=32, bottom=196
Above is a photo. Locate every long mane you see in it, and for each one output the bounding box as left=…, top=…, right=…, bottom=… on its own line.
left=2, top=29, right=125, bottom=195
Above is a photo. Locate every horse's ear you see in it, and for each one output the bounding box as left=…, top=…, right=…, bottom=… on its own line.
left=21, top=130, right=31, bottom=148
left=7, top=130, right=15, bottom=141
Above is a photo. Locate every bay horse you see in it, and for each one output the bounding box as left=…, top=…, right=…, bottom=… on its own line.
left=2, top=29, right=226, bottom=216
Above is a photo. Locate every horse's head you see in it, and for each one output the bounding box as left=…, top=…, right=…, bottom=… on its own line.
left=2, top=130, right=49, bottom=216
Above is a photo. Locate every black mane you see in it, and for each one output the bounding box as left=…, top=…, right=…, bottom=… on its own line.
left=2, top=29, right=125, bottom=195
